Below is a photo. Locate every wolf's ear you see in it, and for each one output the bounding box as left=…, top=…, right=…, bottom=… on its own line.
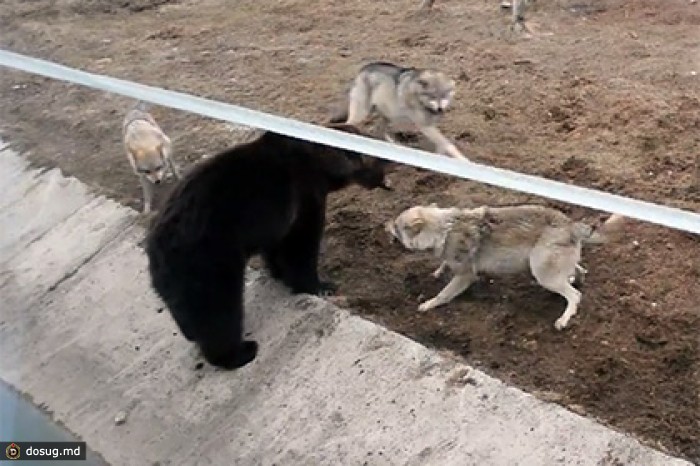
left=478, top=221, right=493, bottom=236
left=478, top=209, right=497, bottom=235
left=405, top=217, right=425, bottom=237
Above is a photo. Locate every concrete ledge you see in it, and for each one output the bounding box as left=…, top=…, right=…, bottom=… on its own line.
left=0, top=146, right=691, bottom=466
left=0, top=148, right=94, bottom=264
left=1, top=195, right=137, bottom=312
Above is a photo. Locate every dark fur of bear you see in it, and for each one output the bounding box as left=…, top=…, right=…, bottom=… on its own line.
left=145, top=124, right=391, bottom=369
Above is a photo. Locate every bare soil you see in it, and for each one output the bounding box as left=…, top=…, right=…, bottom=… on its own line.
left=1, top=0, right=698, bottom=462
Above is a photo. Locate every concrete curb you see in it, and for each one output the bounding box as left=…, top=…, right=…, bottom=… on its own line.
left=0, top=145, right=691, bottom=466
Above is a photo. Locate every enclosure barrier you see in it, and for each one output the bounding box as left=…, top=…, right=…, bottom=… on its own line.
left=1, top=49, right=699, bottom=235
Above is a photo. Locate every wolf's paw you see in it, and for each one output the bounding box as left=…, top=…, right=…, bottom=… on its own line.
left=554, top=317, right=570, bottom=331
left=418, top=299, right=436, bottom=312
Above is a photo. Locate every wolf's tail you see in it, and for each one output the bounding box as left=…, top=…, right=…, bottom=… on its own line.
left=578, top=214, right=627, bottom=245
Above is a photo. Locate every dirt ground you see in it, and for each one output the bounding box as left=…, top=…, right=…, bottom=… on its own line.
left=1, top=0, right=699, bottom=462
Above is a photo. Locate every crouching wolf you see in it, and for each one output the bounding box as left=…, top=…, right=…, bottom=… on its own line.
left=122, top=101, right=180, bottom=214
left=332, top=61, right=467, bottom=160
left=385, top=204, right=625, bottom=330
left=145, top=124, right=392, bottom=370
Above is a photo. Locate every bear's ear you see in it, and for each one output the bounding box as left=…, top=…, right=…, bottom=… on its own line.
left=366, top=156, right=397, bottom=172
left=317, top=149, right=356, bottom=179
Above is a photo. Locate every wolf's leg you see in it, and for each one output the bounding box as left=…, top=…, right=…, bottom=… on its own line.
left=166, top=157, right=181, bottom=180
left=418, top=126, right=468, bottom=160
left=418, top=271, right=476, bottom=311
left=345, top=81, right=372, bottom=125
left=160, top=139, right=181, bottom=180
left=138, top=175, right=155, bottom=214
left=512, top=0, right=526, bottom=26
left=374, top=117, right=400, bottom=144
left=545, top=279, right=581, bottom=331
left=569, top=263, right=588, bottom=285
left=530, top=244, right=582, bottom=330
left=510, top=0, right=550, bottom=37
left=432, top=261, right=449, bottom=279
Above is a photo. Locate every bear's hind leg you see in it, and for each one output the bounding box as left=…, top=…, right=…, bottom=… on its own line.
left=262, top=247, right=285, bottom=280
left=271, top=203, right=335, bottom=295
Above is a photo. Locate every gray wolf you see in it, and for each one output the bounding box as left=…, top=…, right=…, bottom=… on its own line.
left=332, top=61, right=467, bottom=160
left=385, top=203, right=625, bottom=330
left=122, top=101, right=180, bottom=214
left=501, top=0, right=536, bottom=34
left=145, top=123, right=392, bottom=370
left=420, top=0, right=536, bottom=35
